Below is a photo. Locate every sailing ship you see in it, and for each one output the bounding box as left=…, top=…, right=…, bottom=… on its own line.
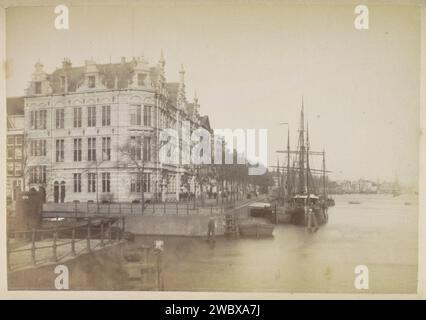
left=271, top=101, right=333, bottom=228
left=392, top=175, right=401, bottom=197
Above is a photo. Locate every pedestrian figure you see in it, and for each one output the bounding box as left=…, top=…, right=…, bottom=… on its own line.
left=207, top=217, right=216, bottom=242
left=311, top=207, right=319, bottom=232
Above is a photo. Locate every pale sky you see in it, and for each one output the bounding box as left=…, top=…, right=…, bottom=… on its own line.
left=5, top=2, right=420, bottom=185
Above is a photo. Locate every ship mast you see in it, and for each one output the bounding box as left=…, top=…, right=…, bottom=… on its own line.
left=298, top=99, right=305, bottom=194
left=306, top=121, right=310, bottom=200
left=287, top=128, right=291, bottom=199
left=322, top=149, right=327, bottom=199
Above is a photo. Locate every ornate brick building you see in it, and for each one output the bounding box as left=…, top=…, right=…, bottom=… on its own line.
left=24, top=54, right=211, bottom=203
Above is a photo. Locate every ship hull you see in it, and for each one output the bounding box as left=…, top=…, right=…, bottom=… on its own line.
left=285, top=207, right=328, bottom=226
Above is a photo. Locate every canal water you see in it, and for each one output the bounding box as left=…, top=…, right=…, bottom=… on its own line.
left=135, top=194, right=418, bottom=293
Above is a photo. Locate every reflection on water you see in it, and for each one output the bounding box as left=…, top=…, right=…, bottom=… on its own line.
left=135, top=194, right=418, bottom=293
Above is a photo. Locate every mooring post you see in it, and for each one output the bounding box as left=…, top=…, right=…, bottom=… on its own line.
left=156, top=253, right=162, bottom=290
left=274, top=204, right=278, bottom=224
left=71, top=226, right=76, bottom=256
left=6, top=234, right=11, bottom=272
left=87, top=218, right=91, bottom=251
left=108, top=220, right=112, bottom=242
left=153, top=240, right=164, bottom=291
left=53, top=228, right=58, bottom=262
left=31, top=228, right=36, bottom=266
left=100, top=220, right=104, bottom=247
left=176, top=202, right=178, bottom=215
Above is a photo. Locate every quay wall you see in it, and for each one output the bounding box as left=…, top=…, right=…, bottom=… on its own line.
left=124, top=214, right=225, bottom=237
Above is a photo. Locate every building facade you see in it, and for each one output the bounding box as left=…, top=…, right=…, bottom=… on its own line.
left=24, top=55, right=211, bottom=203
left=7, top=97, right=25, bottom=203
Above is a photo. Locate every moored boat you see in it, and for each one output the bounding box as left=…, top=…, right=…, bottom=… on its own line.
left=272, top=101, right=332, bottom=229
left=248, top=202, right=275, bottom=222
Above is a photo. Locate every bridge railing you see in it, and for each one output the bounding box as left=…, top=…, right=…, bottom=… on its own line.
left=42, top=198, right=248, bottom=217
left=7, top=216, right=125, bottom=272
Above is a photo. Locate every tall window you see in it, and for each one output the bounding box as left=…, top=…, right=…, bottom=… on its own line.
left=55, top=139, right=64, bottom=162
left=31, top=140, right=46, bottom=156
left=30, top=111, right=35, bottom=129
left=129, top=105, right=142, bottom=125
left=88, top=173, right=96, bottom=192
left=87, top=106, right=96, bottom=127
left=143, top=137, right=151, bottom=161
left=29, top=166, right=46, bottom=184
left=102, top=172, right=111, bottom=192
left=143, top=106, right=151, bottom=126
left=73, top=107, right=82, bottom=128
left=73, top=173, right=81, bottom=192
left=7, top=146, right=13, bottom=159
left=88, top=75, right=96, bottom=88
left=40, top=110, right=47, bottom=129
left=130, top=173, right=150, bottom=193
left=143, top=173, right=151, bottom=192
left=14, top=162, right=22, bottom=176
left=130, top=176, right=140, bottom=193
left=15, top=147, right=22, bottom=160
left=56, top=108, right=65, bottom=128
left=130, top=136, right=141, bottom=160
left=73, top=138, right=82, bottom=161
left=102, top=137, right=111, bottom=161
left=102, top=105, right=111, bottom=126
left=34, top=81, right=42, bottom=94
left=31, top=110, right=47, bottom=129
left=15, top=136, right=22, bottom=146
left=7, top=163, right=14, bottom=176
left=169, top=175, right=176, bottom=193
left=88, top=138, right=96, bottom=161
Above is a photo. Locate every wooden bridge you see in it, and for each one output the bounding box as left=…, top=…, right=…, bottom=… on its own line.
left=7, top=216, right=125, bottom=272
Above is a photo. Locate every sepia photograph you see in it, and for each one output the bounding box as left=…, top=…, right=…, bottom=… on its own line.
left=1, top=0, right=424, bottom=298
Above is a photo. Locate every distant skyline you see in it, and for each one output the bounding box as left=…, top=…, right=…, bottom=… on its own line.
left=5, top=3, right=420, bottom=186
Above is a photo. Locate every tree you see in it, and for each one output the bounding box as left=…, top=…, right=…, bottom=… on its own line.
left=118, top=132, right=151, bottom=213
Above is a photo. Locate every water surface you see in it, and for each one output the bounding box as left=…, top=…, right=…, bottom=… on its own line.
left=135, top=194, right=418, bottom=293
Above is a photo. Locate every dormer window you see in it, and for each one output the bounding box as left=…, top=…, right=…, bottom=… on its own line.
left=137, top=73, right=146, bottom=86
left=88, top=76, right=96, bottom=88
left=34, top=81, right=42, bottom=94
